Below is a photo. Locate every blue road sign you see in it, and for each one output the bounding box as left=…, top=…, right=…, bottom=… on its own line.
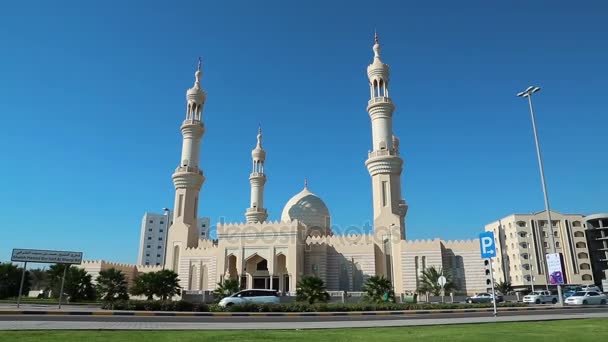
left=479, top=231, right=496, bottom=259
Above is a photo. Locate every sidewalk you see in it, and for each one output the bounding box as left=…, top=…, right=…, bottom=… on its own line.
left=1, top=312, right=607, bottom=330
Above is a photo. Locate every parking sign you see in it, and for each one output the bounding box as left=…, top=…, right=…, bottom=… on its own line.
left=479, top=231, right=496, bottom=259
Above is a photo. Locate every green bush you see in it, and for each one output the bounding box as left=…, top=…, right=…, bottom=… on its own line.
left=102, top=300, right=208, bottom=312
left=102, top=300, right=526, bottom=312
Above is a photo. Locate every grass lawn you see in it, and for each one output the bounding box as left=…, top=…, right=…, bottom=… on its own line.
left=1, top=319, right=606, bottom=342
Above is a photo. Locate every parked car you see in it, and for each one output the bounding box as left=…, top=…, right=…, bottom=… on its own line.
left=563, top=287, right=582, bottom=299
left=465, top=293, right=503, bottom=304
left=580, top=285, right=602, bottom=292
left=218, top=289, right=280, bottom=307
left=523, top=290, right=558, bottom=304
left=565, top=291, right=607, bottom=305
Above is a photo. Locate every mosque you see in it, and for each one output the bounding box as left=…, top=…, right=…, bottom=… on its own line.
left=82, top=35, right=487, bottom=296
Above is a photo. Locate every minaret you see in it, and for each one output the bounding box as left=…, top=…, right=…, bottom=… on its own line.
left=365, top=33, right=408, bottom=240
left=166, top=59, right=206, bottom=271
left=245, top=125, right=268, bottom=223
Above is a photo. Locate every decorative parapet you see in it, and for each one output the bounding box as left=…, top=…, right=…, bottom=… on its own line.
left=306, top=233, right=375, bottom=247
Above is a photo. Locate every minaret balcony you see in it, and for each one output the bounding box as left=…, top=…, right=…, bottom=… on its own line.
left=175, top=165, right=203, bottom=176
left=368, top=149, right=398, bottom=159
left=368, top=96, right=392, bottom=106
left=246, top=208, right=267, bottom=214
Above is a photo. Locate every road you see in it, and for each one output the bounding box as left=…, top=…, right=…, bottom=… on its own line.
left=1, top=307, right=607, bottom=330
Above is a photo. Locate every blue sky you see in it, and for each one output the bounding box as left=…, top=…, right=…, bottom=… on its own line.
left=1, top=1, right=606, bottom=264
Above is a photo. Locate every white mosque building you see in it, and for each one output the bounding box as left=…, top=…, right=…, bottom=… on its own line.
left=82, top=35, right=487, bottom=296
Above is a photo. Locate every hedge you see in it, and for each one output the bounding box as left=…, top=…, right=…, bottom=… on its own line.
left=102, top=300, right=527, bottom=312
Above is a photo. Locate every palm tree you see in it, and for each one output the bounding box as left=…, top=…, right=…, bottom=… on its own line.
left=417, top=266, right=456, bottom=296
left=130, top=272, right=157, bottom=300
left=155, top=270, right=181, bottom=300
left=96, top=268, right=129, bottom=302
left=362, top=275, right=395, bottom=303
left=47, top=264, right=95, bottom=301
left=296, top=276, right=330, bottom=304
left=213, top=278, right=240, bottom=302
left=495, top=281, right=513, bottom=295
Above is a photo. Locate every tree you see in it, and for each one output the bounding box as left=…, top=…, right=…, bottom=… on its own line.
left=155, top=269, right=181, bottom=300
left=213, top=278, right=240, bottom=302
left=495, top=281, right=513, bottom=295
left=47, top=264, right=95, bottom=301
left=29, top=268, right=48, bottom=291
left=0, top=263, right=30, bottom=299
left=96, top=268, right=129, bottom=302
left=362, top=275, right=395, bottom=303
left=417, top=266, right=456, bottom=296
left=130, top=270, right=181, bottom=300
left=130, top=272, right=156, bottom=300
left=296, top=276, right=330, bottom=304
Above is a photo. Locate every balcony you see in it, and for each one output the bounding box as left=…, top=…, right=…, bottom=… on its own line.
left=174, top=166, right=203, bottom=175
left=367, top=96, right=392, bottom=106
left=368, top=149, right=398, bottom=159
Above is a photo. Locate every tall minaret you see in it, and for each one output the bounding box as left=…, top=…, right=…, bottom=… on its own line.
left=245, top=126, right=268, bottom=223
left=166, top=59, right=206, bottom=270
left=365, top=33, right=408, bottom=241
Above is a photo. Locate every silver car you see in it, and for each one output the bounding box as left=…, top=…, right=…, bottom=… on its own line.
left=565, top=291, right=607, bottom=305
left=218, top=289, right=280, bottom=307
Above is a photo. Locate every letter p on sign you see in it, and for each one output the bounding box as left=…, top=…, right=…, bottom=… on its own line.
left=479, top=231, right=496, bottom=259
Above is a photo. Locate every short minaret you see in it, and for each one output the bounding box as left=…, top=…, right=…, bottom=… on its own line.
left=365, top=33, right=408, bottom=240
left=166, top=59, right=206, bottom=271
left=245, top=126, right=268, bottom=223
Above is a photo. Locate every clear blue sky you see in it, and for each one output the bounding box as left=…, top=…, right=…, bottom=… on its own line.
left=1, top=1, right=606, bottom=264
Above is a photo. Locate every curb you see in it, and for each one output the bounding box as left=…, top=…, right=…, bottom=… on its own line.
left=0, top=305, right=605, bottom=317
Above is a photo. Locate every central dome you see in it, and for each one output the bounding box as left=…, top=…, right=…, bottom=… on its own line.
left=281, top=184, right=331, bottom=235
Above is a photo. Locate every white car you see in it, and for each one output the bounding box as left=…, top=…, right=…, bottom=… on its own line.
left=580, top=285, right=602, bottom=292
left=218, top=289, right=280, bottom=307
left=565, top=291, right=607, bottom=305
left=523, top=291, right=558, bottom=304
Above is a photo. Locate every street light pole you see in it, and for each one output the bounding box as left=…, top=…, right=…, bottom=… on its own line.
left=517, top=86, right=563, bottom=305
left=162, top=207, right=171, bottom=270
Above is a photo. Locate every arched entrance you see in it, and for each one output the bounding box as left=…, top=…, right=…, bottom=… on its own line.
left=276, top=253, right=288, bottom=293
left=245, top=254, right=274, bottom=289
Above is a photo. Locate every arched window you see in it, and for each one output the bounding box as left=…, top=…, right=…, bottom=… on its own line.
left=576, top=242, right=587, bottom=249
left=580, top=263, right=591, bottom=270
left=572, top=221, right=582, bottom=227
left=172, top=246, right=180, bottom=272
left=578, top=252, right=589, bottom=259
left=582, top=274, right=593, bottom=281
left=517, top=221, right=527, bottom=228
left=574, top=231, right=585, bottom=238
left=257, top=260, right=268, bottom=271
left=556, top=242, right=561, bottom=248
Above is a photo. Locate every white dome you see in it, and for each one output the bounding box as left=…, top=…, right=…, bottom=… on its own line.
left=281, top=186, right=330, bottom=234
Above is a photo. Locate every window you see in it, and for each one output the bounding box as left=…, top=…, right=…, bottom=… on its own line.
left=582, top=274, right=593, bottom=281
left=159, top=229, right=163, bottom=233
left=148, top=237, right=152, bottom=240
left=147, top=245, right=151, bottom=248
left=145, top=262, right=150, bottom=265
left=510, top=233, right=513, bottom=238
left=576, top=242, right=587, bottom=249
left=156, top=263, right=161, bottom=266
left=202, top=224, right=206, bottom=228
left=149, top=220, right=153, bottom=224
left=158, top=237, right=163, bottom=241
left=157, top=254, right=161, bottom=257
left=578, top=252, right=589, bottom=259
left=517, top=221, right=526, bottom=228
left=574, top=231, right=585, bottom=238
left=146, top=253, right=150, bottom=257
left=555, top=242, right=561, bottom=248
left=580, top=263, right=591, bottom=270
left=519, top=232, right=527, bottom=238
left=572, top=221, right=582, bottom=227
left=381, top=181, right=388, bottom=207
left=257, top=260, right=268, bottom=271
left=158, top=246, right=162, bottom=249
left=148, top=228, right=152, bottom=232
left=542, top=231, right=547, bottom=238
left=553, top=231, right=558, bottom=237
left=543, top=242, right=548, bottom=248
left=160, top=221, right=164, bottom=224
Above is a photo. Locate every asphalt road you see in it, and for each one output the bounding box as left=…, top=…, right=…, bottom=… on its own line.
left=2, top=307, right=606, bottom=323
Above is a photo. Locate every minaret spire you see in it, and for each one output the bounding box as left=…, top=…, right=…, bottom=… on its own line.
left=245, top=125, right=268, bottom=223
left=304, top=177, right=308, bottom=190
left=165, top=60, right=208, bottom=271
